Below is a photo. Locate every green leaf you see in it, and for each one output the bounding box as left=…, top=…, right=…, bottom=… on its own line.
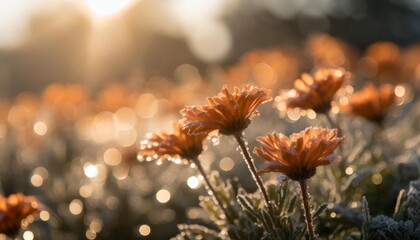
left=313, top=203, right=328, bottom=219
left=361, top=196, right=370, bottom=240
left=172, top=224, right=221, bottom=240
left=237, top=194, right=259, bottom=221
left=287, top=195, right=298, bottom=213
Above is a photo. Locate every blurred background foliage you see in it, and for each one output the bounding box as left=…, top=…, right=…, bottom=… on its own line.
left=0, top=0, right=419, bottom=239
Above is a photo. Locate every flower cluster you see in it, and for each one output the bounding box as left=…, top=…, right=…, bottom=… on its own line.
left=139, top=54, right=415, bottom=239
left=2, top=33, right=418, bottom=240
left=0, top=194, right=40, bottom=237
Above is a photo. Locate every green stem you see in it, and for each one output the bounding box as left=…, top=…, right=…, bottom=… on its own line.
left=324, top=112, right=346, bottom=169
left=299, top=179, right=317, bottom=240
left=324, top=112, right=336, bottom=129
left=234, top=133, right=278, bottom=234
left=193, top=158, right=234, bottom=223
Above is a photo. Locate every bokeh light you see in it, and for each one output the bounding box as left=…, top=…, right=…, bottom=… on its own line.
left=139, top=224, right=151, bottom=236
left=104, top=148, right=122, bottom=166
left=22, top=231, right=34, bottom=240
left=86, top=229, right=97, bottom=240
left=187, top=176, right=200, bottom=189
left=40, top=211, right=50, bottom=221
left=156, top=189, right=171, bottom=203
left=84, top=163, right=99, bottom=178
left=69, top=199, right=83, bottom=215
left=186, top=21, right=232, bottom=62
left=33, top=121, right=48, bottom=136
left=371, top=173, right=383, bottom=185
left=219, top=157, right=234, bottom=171
left=85, top=0, right=133, bottom=16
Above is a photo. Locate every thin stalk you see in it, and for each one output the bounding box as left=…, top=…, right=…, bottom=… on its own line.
left=192, top=158, right=234, bottom=223
left=324, top=112, right=347, bottom=139
left=233, top=133, right=278, bottom=232
left=324, top=112, right=339, bottom=132
left=298, top=179, right=317, bottom=240
left=324, top=112, right=346, bottom=168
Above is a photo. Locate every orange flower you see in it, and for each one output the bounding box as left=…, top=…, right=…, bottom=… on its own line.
left=282, top=68, right=350, bottom=113
left=254, top=127, right=344, bottom=181
left=181, top=83, right=272, bottom=135
left=306, top=34, right=359, bottom=69
left=362, top=42, right=402, bottom=83
left=138, top=121, right=207, bottom=164
left=342, top=83, right=395, bottom=124
left=0, top=193, right=40, bottom=237
left=225, top=48, right=300, bottom=90
left=401, top=43, right=420, bottom=82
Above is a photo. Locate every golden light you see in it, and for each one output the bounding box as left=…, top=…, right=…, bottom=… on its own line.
left=372, top=173, right=383, bottom=185
left=90, top=220, right=103, bottom=233
left=331, top=106, right=340, bottom=114
left=84, top=163, right=99, bottom=178
left=345, top=167, right=354, bottom=175
left=170, top=0, right=232, bottom=62
left=115, top=128, right=137, bottom=147
left=40, top=210, right=50, bottom=221
left=79, top=184, right=93, bottom=198
left=0, top=0, right=31, bottom=49
left=187, top=176, right=200, bottom=189
left=287, top=108, right=301, bottom=122
left=219, top=157, right=234, bottom=171
left=92, top=111, right=116, bottom=143
left=112, top=165, right=130, bottom=180
left=103, top=148, right=122, bottom=166
left=86, top=0, right=133, bottom=17
left=186, top=21, right=232, bottom=62
left=69, top=199, right=83, bottom=215
left=33, top=121, right=48, bottom=136
left=86, top=229, right=96, bottom=240
left=171, top=0, right=223, bottom=24
left=156, top=189, right=171, bottom=203
left=139, top=224, right=151, bottom=236
left=114, top=107, right=137, bottom=130
left=30, top=174, right=43, bottom=187
left=395, top=85, right=406, bottom=97
left=307, top=109, right=317, bottom=119
left=23, top=231, right=34, bottom=240
left=135, top=94, right=158, bottom=118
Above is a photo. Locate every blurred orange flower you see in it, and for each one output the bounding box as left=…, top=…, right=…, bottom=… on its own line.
left=365, top=42, right=401, bottom=68
left=362, top=42, right=402, bottom=83
left=42, top=83, right=89, bottom=120
left=282, top=68, right=350, bottom=113
left=181, top=83, right=272, bottom=135
left=138, top=121, right=207, bottom=165
left=342, top=83, right=395, bottom=124
left=254, top=127, right=344, bottom=181
left=224, top=47, right=300, bottom=90
left=402, top=43, right=420, bottom=82
left=306, top=34, right=359, bottom=69
left=96, top=83, right=136, bottom=112
left=0, top=194, right=40, bottom=237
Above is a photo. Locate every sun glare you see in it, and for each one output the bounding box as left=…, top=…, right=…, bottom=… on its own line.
left=86, top=0, right=133, bottom=16
left=171, top=0, right=224, bottom=24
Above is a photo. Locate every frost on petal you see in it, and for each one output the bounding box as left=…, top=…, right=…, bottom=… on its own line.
left=254, top=127, right=344, bottom=181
